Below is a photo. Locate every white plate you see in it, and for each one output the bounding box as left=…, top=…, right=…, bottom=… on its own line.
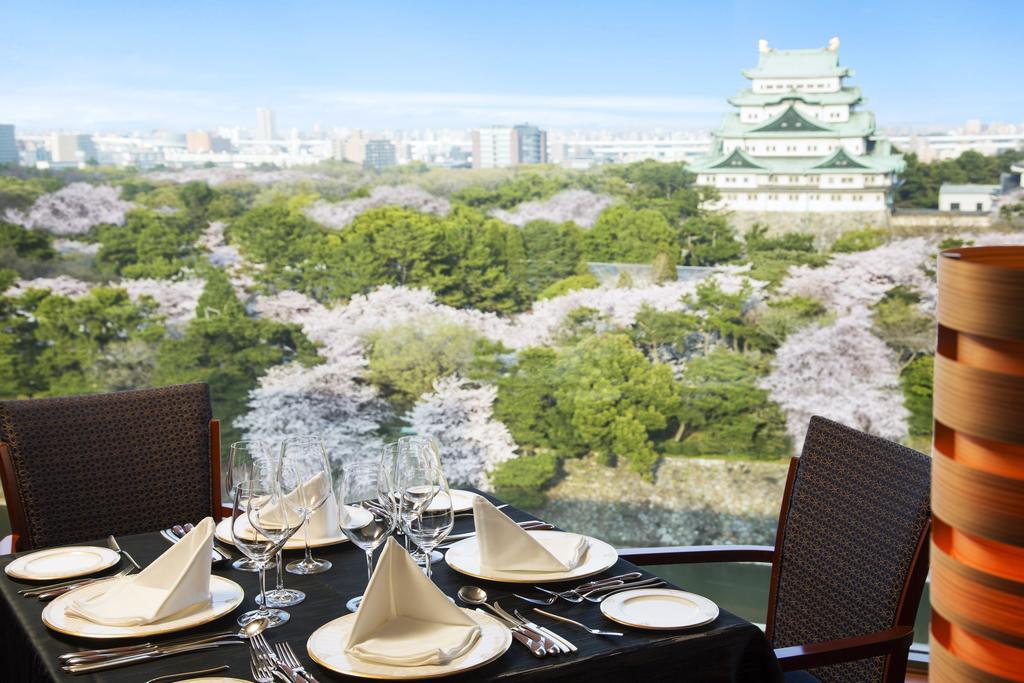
left=5, top=546, right=120, bottom=581
left=41, top=574, right=245, bottom=639
left=307, top=608, right=511, bottom=679
left=427, top=489, right=480, bottom=513
left=443, top=530, right=618, bottom=583
left=600, top=588, right=719, bottom=630
left=214, top=517, right=349, bottom=550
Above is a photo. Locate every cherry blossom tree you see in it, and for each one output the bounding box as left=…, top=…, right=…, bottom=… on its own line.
left=304, top=185, right=450, bottom=230
left=234, top=338, right=391, bottom=467
left=407, top=375, right=518, bottom=489
left=4, top=276, right=94, bottom=299
left=759, top=311, right=909, bottom=448
left=119, top=278, right=204, bottom=328
left=5, top=183, right=133, bottom=235
left=490, top=190, right=615, bottom=228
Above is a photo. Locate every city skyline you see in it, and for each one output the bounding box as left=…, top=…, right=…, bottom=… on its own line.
left=4, top=1, right=1020, bottom=131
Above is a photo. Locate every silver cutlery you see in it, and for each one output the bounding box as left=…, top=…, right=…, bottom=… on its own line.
left=107, top=535, right=142, bottom=571
left=252, top=632, right=304, bottom=682
left=533, top=608, right=625, bottom=636
left=250, top=642, right=277, bottom=683
left=509, top=605, right=578, bottom=653
left=171, top=523, right=237, bottom=561
left=36, top=567, right=138, bottom=602
left=582, top=579, right=667, bottom=602
left=63, top=639, right=245, bottom=674
left=277, top=640, right=320, bottom=682
left=160, top=528, right=226, bottom=563
left=491, top=600, right=569, bottom=654
left=145, top=664, right=230, bottom=683
left=457, top=586, right=553, bottom=656
left=60, top=617, right=268, bottom=665
left=19, top=565, right=134, bottom=598
left=515, top=572, right=645, bottom=605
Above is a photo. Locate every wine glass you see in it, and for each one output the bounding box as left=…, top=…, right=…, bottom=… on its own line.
left=393, top=438, right=442, bottom=565
left=226, top=441, right=274, bottom=573
left=231, top=464, right=304, bottom=628
left=404, top=466, right=454, bottom=581
left=278, top=435, right=334, bottom=575
left=336, top=461, right=397, bottom=612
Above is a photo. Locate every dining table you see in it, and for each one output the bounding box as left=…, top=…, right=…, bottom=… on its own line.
left=0, top=490, right=784, bottom=682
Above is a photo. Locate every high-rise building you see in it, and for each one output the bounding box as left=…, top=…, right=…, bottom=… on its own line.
left=343, top=131, right=369, bottom=163
left=472, top=124, right=548, bottom=168
left=0, top=124, right=17, bottom=165
left=256, top=107, right=276, bottom=140
left=690, top=37, right=904, bottom=214
left=514, top=124, right=548, bottom=164
left=363, top=139, right=397, bottom=170
left=187, top=131, right=213, bottom=153
left=49, top=134, right=80, bottom=163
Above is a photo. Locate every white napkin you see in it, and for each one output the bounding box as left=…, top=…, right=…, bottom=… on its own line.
left=66, top=518, right=214, bottom=626
left=345, top=537, right=481, bottom=666
left=254, top=472, right=338, bottom=538
left=473, top=497, right=588, bottom=573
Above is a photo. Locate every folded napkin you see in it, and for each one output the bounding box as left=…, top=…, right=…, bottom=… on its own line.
left=345, top=537, right=481, bottom=666
left=253, top=472, right=339, bottom=538
left=473, top=497, right=588, bottom=573
left=66, top=518, right=214, bottom=626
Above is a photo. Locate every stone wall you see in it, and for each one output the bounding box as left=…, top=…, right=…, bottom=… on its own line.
left=532, top=455, right=789, bottom=548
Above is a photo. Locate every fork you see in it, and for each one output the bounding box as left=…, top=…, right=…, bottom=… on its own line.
left=249, top=643, right=275, bottom=683
left=533, top=608, right=625, bottom=636
left=277, top=641, right=320, bottom=682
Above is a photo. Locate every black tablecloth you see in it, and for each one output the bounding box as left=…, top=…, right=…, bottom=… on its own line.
left=0, top=493, right=782, bottom=682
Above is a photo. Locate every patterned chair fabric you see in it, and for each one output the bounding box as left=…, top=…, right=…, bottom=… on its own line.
left=770, top=416, right=931, bottom=683
left=1, top=384, right=214, bottom=550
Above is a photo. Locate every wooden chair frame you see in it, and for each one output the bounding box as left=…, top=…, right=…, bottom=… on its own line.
left=0, top=419, right=222, bottom=554
left=617, top=457, right=931, bottom=682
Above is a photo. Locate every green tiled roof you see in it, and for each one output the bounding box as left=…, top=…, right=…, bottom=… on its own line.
left=728, top=87, right=862, bottom=107
left=689, top=148, right=904, bottom=175
left=752, top=105, right=831, bottom=133
left=939, top=184, right=1000, bottom=195
left=716, top=110, right=875, bottom=138
left=707, top=148, right=768, bottom=170
left=742, top=47, right=852, bottom=79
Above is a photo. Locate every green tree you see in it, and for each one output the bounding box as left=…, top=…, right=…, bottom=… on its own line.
left=672, top=349, right=790, bottom=458
left=366, top=321, right=484, bottom=411
left=491, top=452, right=561, bottom=508
left=901, top=354, right=934, bottom=438
left=584, top=205, right=676, bottom=264
left=871, top=285, right=933, bottom=367
left=688, top=281, right=770, bottom=353
left=680, top=214, right=743, bottom=265
left=650, top=252, right=677, bottom=283
left=831, top=228, right=888, bottom=254
left=94, top=209, right=201, bottom=278
left=493, top=348, right=580, bottom=454
left=752, top=296, right=829, bottom=349
left=628, top=305, right=699, bottom=358
left=537, top=273, right=599, bottom=300
left=555, top=334, right=681, bottom=476
left=520, top=220, right=585, bottom=295
left=0, top=221, right=56, bottom=261
left=156, top=270, right=319, bottom=444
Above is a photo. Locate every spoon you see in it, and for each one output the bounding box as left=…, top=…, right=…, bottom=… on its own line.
left=60, top=616, right=268, bottom=664
left=457, top=586, right=550, bottom=656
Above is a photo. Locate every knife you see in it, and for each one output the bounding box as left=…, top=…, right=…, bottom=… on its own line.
left=514, top=608, right=578, bottom=653
left=63, top=639, right=244, bottom=674
left=107, top=535, right=142, bottom=571
left=492, top=602, right=564, bottom=654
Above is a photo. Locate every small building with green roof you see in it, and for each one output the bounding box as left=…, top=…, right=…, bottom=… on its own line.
left=691, top=37, right=904, bottom=218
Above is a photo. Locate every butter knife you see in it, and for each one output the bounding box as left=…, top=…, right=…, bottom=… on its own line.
left=63, top=640, right=244, bottom=674
left=514, top=608, right=578, bottom=653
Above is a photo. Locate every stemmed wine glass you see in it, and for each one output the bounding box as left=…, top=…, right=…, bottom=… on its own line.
left=231, top=463, right=304, bottom=628
left=383, top=437, right=442, bottom=565
left=278, top=435, right=334, bottom=575
left=336, top=461, right=397, bottom=612
left=225, top=441, right=274, bottom=573
left=404, top=466, right=454, bottom=581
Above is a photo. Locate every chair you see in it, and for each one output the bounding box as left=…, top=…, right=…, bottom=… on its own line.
left=0, top=383, right=222, bottom=553
left=619, top=416, right=931, bottom=683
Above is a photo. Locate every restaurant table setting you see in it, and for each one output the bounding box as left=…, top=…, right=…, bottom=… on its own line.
left=0, top=436, right=782, bottom=682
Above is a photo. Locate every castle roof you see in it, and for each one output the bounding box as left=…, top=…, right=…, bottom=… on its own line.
left=689, top=147, right=904, bottom=175
left=716, top=107, right=876, bottom=139
left=728, top=87, right=863, bottom=107
left=742, top=45, right=852, bottom=79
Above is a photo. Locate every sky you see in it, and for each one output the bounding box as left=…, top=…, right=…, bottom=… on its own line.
left=4, top=0, right=1021, bottom=133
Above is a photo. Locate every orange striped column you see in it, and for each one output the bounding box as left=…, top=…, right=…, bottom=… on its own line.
left=931, top=246, right=1024, bottom=682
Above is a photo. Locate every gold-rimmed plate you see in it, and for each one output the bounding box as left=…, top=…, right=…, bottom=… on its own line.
left=41, top=575, right=244, bottom=639
left=600, top=588, right=719, bottom=630
left=307, top=608, right=511, bottom=679
left=5, top=546, right=120, bottom=581
left=427, top=489, right=480, bottom=513
left=443, top=530, right=618, bottom=583
left=214, top=517, right=349, bottom=550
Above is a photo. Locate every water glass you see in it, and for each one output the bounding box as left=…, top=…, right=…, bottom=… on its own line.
left=279, top=435, right=334, bottom=575
left=336, top=461, right=397, bottom=612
